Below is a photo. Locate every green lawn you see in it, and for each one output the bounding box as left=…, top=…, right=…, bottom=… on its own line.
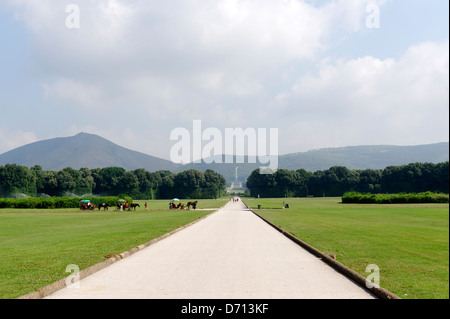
left=0, top=199, right=222, bottom=299
left=2, top=196, right=448, bottom=299
left=133, top=198, right=229, bottom=210
left=245, top=197, right=449, bottom=299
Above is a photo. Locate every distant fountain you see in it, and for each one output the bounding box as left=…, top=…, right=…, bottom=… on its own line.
left=62, top=192, right=93, bottom=198
left=12, top=193, right=30, bottom=199
left=63, top=192, right=79, bottom=198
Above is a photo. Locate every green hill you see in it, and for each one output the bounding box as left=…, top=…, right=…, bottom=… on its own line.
left=182, top=143, right=449, bottom=184
left=0, top=133, right=447, bottom=186
left=0, top=132, right=178, bottom=172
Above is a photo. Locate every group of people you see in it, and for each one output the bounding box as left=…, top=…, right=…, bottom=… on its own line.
left=82, top=200, right=200, bottom=211
left=80, top=202, right=95, bottom=210
left=169, top=202, right=184, bottom=210
left=117, top=202, right=140, bottom=211
left=169, top=200, right=198, bottom=210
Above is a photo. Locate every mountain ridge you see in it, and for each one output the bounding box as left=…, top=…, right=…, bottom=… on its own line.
left=181, top=142, right=449, bottom=183
left=0, top=132, right=178, bottom=172
left=0, top=133, right=448, bottom=184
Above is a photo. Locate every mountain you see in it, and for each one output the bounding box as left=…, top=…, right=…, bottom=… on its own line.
left=279, top=142, right=450, bottom=171
left=0, top=132, right=178, bottom=172
left=0, top=133, right=447, bottom=186
left=182, top=142, right=449, bottom=184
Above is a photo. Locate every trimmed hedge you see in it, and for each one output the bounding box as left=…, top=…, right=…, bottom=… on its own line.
left=342, top=192, right=449, bottom=204
left=0, top=196, right=134, bottom=209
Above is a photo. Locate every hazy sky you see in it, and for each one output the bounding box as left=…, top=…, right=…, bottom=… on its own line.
left=0, top=0, right=448, bottom=160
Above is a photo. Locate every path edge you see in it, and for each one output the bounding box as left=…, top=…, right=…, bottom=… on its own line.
left=249, top=206, right=401, bottom=300
left=17, top=209, right=220, bottom=299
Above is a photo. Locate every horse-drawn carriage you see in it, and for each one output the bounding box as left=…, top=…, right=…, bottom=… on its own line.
left=80, top=199, right=95, bottom=211
left=169, top=199, right=184, bottom=210
left=169, top=199, right=198, bottom=210
left=117, top=199, right=140, bottom=211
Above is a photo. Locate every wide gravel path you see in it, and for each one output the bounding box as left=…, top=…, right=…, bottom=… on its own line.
left=46, top=199, right=375, bottom=299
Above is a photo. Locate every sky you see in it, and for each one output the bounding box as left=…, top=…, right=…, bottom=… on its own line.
left=0, top=0, right=448, bottom=161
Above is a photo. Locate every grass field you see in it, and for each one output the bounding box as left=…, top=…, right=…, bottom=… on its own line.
left=1, top=196, right=448, bottom=299
left=244, top=197, right=449, bottom=299
left=0, top=198, right=227, bottom=299
left=133, top=198, right=228, bottom=210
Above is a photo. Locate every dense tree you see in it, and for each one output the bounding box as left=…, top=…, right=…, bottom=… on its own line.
left=1, top=162, right=446, bottom=199
left=295, top=169, right=312, bottom=197
left=357, top=169, right=382, bottom=193
left=94, top=167, right=126, bottom=195
left=381, top=162, right=449, bottom=194
left=274, top=169, right=295, bottom=197
left=118, top=171, right=139, bottom=195
left=435, top=162, right=449, bottom=194
left=56, top=169, right=77, bottom=195
left=247, top=169, right=311, bottom=198
left=78, top=167, right=96, bottom=195
left=0, top=165, right=227, bottom=200
left=246, top=162, right=449, bottom=198
left=31, top=165, right=45, bottom=194
left=132, top=169, right=157, bottom=199
left=159, top=174, right=175, bottom=199
left=203, top=169, right=227, bottom=199
left=246, top=169, right=277, bottom=198
left=0, top=164, right=37, bottom=197
left=41, top=171, right=59, bottom=196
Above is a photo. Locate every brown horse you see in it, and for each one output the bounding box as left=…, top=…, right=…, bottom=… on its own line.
left=130, top=203, right=140, bottom=210
left=98, top=203, right=110, bottom=211
left=186, top=201, right=198, bottom=210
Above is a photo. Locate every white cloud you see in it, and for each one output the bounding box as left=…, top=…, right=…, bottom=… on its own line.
left=2, top=1, right=329, bottom=130
left=272, top=40, right=449, bottom=152
left=320, top=0, right=389, bottom=32
left=43, top=78, right=107, bottom=110
left=5, top=0, right=446, bottom=159
left=7, top=0, right=367, bottom=95
left=0, top=128, right=38, bottom=154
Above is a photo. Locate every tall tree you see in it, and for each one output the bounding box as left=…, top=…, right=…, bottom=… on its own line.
left=0, top=164, right=36, bottom=197
left=95, top=167, right=126, bottom=195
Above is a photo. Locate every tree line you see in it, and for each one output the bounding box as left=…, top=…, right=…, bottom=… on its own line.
left=342, top=192, right=448, bottom=204
left=246, top=162, right=449, bottom=198
left=0, top=165, right=226, bottom=200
